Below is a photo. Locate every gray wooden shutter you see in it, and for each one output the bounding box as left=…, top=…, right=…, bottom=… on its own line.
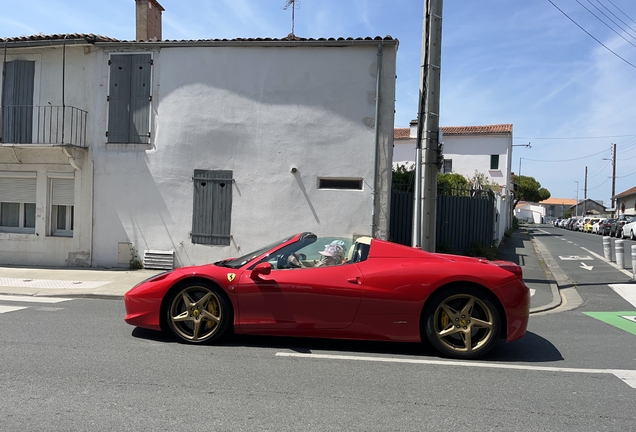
left=107, top=55, right=132, bottom=143
left=107, top=54, right=151, bottom=143
left=2, top=60, right=35, bottom=143
left=129, top=54, right=152, bottom=144
left=192, top=170, right=233, bottom=245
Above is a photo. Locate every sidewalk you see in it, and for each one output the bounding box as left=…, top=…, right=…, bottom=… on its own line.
left=0, top=228, right=564, bottom=314
left=497, top=225, right=562, bottom=313
left=0, top=266, right=163, bottom=298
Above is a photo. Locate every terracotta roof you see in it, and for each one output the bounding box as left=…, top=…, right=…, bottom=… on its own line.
left=614, top=185, right=636, bottom=199
left=394, top=128, right=411, bottom=140
left=539, top=198, right=577, bottom=206
left=441, top=124, right=513, bottom=135
left=1, top=34, right=396, bottom=44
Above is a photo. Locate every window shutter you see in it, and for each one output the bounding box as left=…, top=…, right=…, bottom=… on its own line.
left=129, top=54, right=152, bottom=144
left=192, top=170, right=233, bottom=245
left=107, top=55, right=132, bottom=143
left=107, top=54, right=152, bottom=144
left=2, top=60, right=35, bottom=143
left=0, top=177, right=37, bottom=203
left=51, top=178, right=75, bottom=206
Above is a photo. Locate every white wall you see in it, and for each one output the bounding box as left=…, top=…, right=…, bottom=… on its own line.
left=90, top=43, right=397, bottom=267
left=443, top=134, right=512, bottom=192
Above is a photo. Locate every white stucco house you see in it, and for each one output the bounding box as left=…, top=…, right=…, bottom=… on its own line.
left=614, top=186, right=636, bottom=218
left=0, top=0, right=397, bottom=268
left=394, top=121, right=513, bottom=193
left=393, top=122, right=514, bottom=244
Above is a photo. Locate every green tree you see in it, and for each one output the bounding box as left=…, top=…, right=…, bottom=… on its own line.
left=513, top=175, right=551, bottom=208
left=437, top=172, right=469, bottom=195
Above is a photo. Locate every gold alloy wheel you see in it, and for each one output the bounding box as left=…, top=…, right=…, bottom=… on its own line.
left=432, top=293, right=495, bottom=355
left=169, top=286, right=222, bottom=342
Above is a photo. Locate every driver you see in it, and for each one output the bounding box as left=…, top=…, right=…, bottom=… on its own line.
left=288, top=242, right=346, bottom=268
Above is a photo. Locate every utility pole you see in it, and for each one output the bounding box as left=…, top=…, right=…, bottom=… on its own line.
left=413, top=0, right=443, bottom=251
left=611, top=143, right=616, bottom=210
left=584, top=166, right=587, bottom=215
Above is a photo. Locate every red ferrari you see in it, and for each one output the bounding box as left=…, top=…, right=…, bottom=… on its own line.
left=124, top=232, right=529, bottom=359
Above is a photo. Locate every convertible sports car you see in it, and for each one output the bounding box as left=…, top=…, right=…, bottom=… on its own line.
left=124, top=232, right=529, bottom=359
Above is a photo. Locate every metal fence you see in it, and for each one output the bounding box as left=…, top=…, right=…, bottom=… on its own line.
left=1, top=105, right=88, bottom=147
left=390, top=186, right=496, bottom=253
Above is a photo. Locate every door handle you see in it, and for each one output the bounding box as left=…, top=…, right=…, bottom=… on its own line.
left=347, top=277, right=361, bottom=285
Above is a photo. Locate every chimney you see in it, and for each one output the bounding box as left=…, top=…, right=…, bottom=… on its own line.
left=135, top=0, right=164, bottom=41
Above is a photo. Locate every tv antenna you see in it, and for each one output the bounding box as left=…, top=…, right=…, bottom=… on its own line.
left=283, top=0, right=300, bottom=36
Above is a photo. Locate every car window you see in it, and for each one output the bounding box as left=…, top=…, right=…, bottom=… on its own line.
left=259, top=237, right=354, bottom=270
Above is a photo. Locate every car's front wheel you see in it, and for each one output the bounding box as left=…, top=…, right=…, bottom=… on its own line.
left=165, top=282, right=231, bottom=344
left=424, top=287, right=501, bottom=359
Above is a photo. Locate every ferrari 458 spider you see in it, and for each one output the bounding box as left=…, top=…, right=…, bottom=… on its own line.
left=124, top=232, right=529, bottom=359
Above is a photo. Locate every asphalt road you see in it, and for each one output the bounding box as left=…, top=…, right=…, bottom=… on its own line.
left=1, top=228, right=635, bottom=431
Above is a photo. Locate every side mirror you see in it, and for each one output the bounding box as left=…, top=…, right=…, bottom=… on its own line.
left=250, top=262, right=272, bottom=280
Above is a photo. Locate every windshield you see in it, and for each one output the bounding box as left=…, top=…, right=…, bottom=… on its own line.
left=217, top=236, right=294, bottom=269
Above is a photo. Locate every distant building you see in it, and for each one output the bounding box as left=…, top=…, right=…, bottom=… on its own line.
left=614, top=186, right=636, bottom=217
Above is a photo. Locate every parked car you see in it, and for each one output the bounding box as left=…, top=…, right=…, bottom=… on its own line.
left=610, top=215, right=632, bottom=237
left=592, top=218, right=606, bottom=234
left=584, top=218, right=599, bottom=233
left=600, top=218, right=615, bottom=236
left=124, top=232, right=530, bottom=359
left=621, top=216, right=636, bottom=240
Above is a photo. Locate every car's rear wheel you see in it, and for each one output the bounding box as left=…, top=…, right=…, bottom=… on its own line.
left=631, top=230, right=635, bottom=241
left=425, top=287, right=501, bottom=359
left=165, top=282, right=230, bottom=344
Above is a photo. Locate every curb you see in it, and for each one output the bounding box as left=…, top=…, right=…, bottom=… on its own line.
left=528, top=232, right=583, bottom=315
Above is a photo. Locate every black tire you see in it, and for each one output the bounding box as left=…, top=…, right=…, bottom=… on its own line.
left=165, top=282, right=231, bottom=344
left=424, top=286, right=501, bottom=359
left=631, top=230, right=635, bottom=241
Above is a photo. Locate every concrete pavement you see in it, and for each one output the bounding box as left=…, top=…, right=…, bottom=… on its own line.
left=0, top=226, right=567, bottom=314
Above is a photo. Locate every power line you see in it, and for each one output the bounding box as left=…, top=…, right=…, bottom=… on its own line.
left=524, top=148, right=608, bottom=162
left=546, top=0, right=636, bottom=69
left=594, top=0, right=636, bottom=39
left=576, top=0, right=636, bottom=47
left=516, top=134, right=636, bottom=140
left=606, top=0, right=636, bottom=26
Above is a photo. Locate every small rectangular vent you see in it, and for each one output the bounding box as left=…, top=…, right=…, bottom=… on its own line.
left=143, top=250, right=175, bottom=270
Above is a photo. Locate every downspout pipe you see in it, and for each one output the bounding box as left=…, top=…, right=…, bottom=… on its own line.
left=62, top=34, right=67, bottom=144
left=1, top=40, right=7, bottom=142
left=371, top=44, right=383, bottom=237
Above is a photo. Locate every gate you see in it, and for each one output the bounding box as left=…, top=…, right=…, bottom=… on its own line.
left=389, top=187, right=495, bottom=253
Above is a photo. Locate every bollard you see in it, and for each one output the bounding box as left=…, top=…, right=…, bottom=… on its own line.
left=616, top=239, right=624, bottom=269
left=632, top=245, right=636, bottom=280
left=603, top=236, right=612, bottom=261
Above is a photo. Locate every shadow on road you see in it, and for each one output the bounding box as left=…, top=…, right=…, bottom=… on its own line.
left=130, top=328, right=563, bottom=363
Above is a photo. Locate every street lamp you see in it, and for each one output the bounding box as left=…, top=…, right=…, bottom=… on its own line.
left=575, top=181, right=579, bottom=217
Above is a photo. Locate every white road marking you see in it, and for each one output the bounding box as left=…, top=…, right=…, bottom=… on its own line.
left=0, top=294, right=72, bottom=303
left=580, top=262, right=594, bottom=271
left=559, top=256, right=593, bottom=261
left=622, top=316, right=636, bottom=323
left=530, top=288, right=536, bottom=297
left=0, top=277, right=110, bottom=289
left=580, top=247, right=633, bottom=278
left=276, top=352, right=636, bottom=389
left=609, top=284, right=636, bottom=308
left=0, top=305, right=28, bottom=314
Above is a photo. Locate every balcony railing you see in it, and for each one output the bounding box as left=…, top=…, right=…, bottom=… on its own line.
left=0, top=105, right=88, bottom=148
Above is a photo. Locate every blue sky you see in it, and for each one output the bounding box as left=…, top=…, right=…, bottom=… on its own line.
left=2, top=0, right=636, bottom=205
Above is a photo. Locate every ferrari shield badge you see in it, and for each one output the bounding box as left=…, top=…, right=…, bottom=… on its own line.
left=227, top=273, right=236, bottom=282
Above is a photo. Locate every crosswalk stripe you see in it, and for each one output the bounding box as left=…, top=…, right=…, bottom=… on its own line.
left=609, top=284, right=636, bottom=309
left=0, top=305, right=28, bottom=314
left=0, top=294, right=73, bottom=304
